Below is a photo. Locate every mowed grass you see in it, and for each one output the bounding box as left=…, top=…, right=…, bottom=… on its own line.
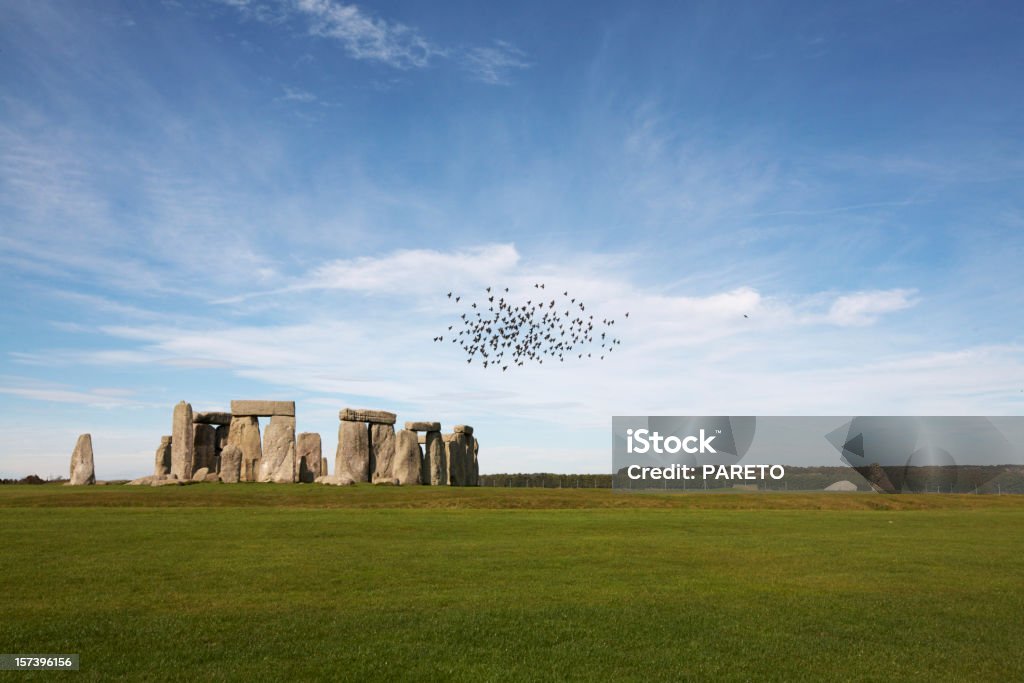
left=1, top=486, right=1022, bottom=681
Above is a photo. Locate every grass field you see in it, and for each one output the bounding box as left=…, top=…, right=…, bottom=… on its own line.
left=2, top=485, right=1022, bottom=681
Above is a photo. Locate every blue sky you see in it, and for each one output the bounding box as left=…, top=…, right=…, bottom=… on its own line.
left=2, top=0, right=1022, bottom=478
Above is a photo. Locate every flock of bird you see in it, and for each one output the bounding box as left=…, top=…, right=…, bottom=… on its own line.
left=433, top=284, right=627, bottom=371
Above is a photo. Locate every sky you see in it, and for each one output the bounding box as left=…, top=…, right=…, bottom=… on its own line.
left=1, top=0, right=1023, bottom=479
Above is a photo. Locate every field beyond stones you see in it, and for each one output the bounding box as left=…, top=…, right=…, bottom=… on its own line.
left=1, top=486, right=1022, bottom=681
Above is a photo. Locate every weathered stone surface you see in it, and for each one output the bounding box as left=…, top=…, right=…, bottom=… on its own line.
left=171, top=401, right=195, bottom=481
left=228, top=416, right=262, bottom=482
left=259, top=421, right=296, bottom=483
left=336, top=420, right=370, bottom=483
left=316, top=475, right=356, bottom=486
left=69, top=434, right=96, bottom=485
left=453, top=425, right=474, bottom=435
left=154, top=436, right=172, bottom=477
left=370, top=423, right=397, bottom=483
left=320, top=458, right=328, bottom=477
left=443, top=433, right=467, bottom=486
left=192, top=467, right=209, bottom=482
left=270, top=415, right=296, bottom=429
left=128, top=475, right=159, bottom=486
left=373, top=478, right=400, bottom=486
left=339, top=408, right=397, bottom=425
left=219, top=444, right=242, bottom=483
left=193, top=424, right=217, bottom=475
left=204, top=472, right=220, bottom=482
left=297, top=432, right=322, bottom=483
left=469, top=437, right=480, bottom=486
left=425, top=431, right=446, bottom=486
left=418, top=433, right=426, bottom=445
left=194, top=411, right=232, bottom=425
left=151, top=478, right=189, bottom=487
left=391, top=430, right=422, bottom=486
left=231, top=400, right=295, bottom=417
left=405, top=421, right=441, bottom=432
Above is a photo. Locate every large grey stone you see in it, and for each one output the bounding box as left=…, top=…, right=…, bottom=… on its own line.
left=193, top=411, right=231, bottom=425
left=339, top=408, right=396, bottom=425
left=69, top=433, right=95, bottom=486
left=231, top=400, right=295, bottom=417
left=193, top=424, right=217, bottom=475
left=192, top=467, right=209, bottom=482
left=270, top=415, right=296, bottom=429
left=443, top=433, right=468, bottom=486
left=259, top=421, right=296, bottom=483
left=336, top=420, right=370, bottom=483
left=370, top=423, right=397, bottom=483
left=127, top=475, right=159, bottom=486
left=405, top=421, right=441, bottom=432
left=425, top=431, right=446, bottom=486
left=453, top=425, right=474, bottom=436
left=469, top=437, right=480, bottom=486
left=219, top=444, right=242, bottom=483
left=228, top=416, right=262, bottom=482
left=297, top=432, right=322, bottom=483
left=392, top=430, right=422, bottom=486
left=154, top=436, right=172, bottom=477
left=171, top=401, right=194, bottom=480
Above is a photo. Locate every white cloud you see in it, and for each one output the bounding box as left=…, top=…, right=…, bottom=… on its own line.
left=461, top=41, right=531, bottom=85
left=827, top=288, right=918, bottom=326
left=279, top=85, right=317, bottom=102
left=294, top=0, right=439, bottom=69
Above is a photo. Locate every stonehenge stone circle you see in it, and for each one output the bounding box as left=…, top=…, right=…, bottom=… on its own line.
left=297, top=432, right=322, bottom=483
left=425, top=431, right=446, bottom=486
left=154, top=436, right=172, bottom=477
left=392, top=429, right=422, bottom=485
left=171, top=401, right=195, bottom=480
left=259, top=421, right=297, bottom=484
left=228, top=416, right=262, bottom=482
left=69, top=433, right=96, bottom=485
left=193, top=411, right=231, bottom=425
left=193, top=424, right=217, bottom=475
left=370, top=423, right=397, bottom=483
left=219, top=444, right=242, bottom=483
left=231, top=400, right=295, bottom=417
left=92, top=400, right=481, bottom=488
left=336, top=419, right=370, bottom=482
left=340, top=408, right=396, bottom=425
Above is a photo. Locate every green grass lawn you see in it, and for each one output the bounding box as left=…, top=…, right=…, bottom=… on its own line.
left=1, top=485, right=1022, bottom=681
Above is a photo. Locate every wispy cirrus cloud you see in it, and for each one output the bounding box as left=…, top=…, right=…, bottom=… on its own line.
left=217, top=0, right=531, bottom=83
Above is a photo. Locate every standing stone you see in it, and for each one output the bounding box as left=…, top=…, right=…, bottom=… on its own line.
left=444, top=433, right=467, bottom=486
left=259, top=421, right=296, bottom=483
left=171, top=401, right=195, bottom=481
left=69, top=433, right=96, bottom=485
left=392, top=430, right=421, bottom=486
left=370, top=423, right=397, bottom=483
left=219, top=444, right=242, bottom=483
left=193, top=424, right=217, bottom=475
left=320, top=458, right=328, bottom=477
left=228, top=416, right=262, bottom=482
left=154, top=436, right=172, bottom=477
left=297, top=432, right=322, bottom=483
left=470, top=437, right=480, bottom=486
left=270, top=415, right=297, bottom=430
left=425, top=431, right=446, bottom=486
left=336, top=420, right=370, bottom=483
